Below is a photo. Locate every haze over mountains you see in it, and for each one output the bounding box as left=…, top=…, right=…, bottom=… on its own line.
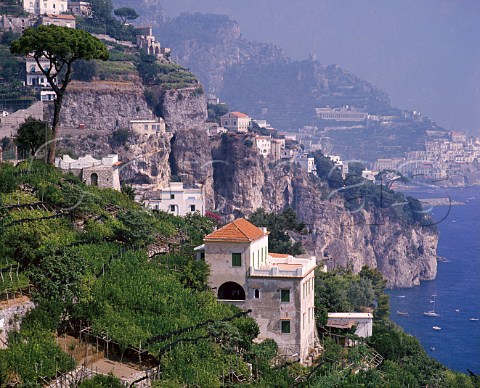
left=158, top=0, right=480, bottom=132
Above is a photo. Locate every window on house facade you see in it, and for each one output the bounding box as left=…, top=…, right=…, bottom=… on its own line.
left=254, top=289, right=260, bottom=299
left=280, top=289, right=290, bottom=303
left=190, top=205, right=195, bottom=212
left=232, top=253, right=241, bottom=267
left=170, top=205, right=175, bottom=212
left=281, top=320, right=291, bottom=334
left=170, top=194, right=175, bottom=199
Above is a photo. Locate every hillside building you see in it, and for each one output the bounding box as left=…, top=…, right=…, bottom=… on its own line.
left=55, top=154, right=121, bottom=191
left=316, top=106, right=367, bottom=122
left=254, top=136, right=285, bottom=161
left=373, top=158, right=405, bottom=172
left=26, top=55, right=56, bottom=88
left=0, top=14, right=35, bottom=34
left=23, top=0, right=67, bottom=16
left=326, top=155, right=349, bottom=178
left=38, top=13, right=76, bottom=28
left=142, top=182, right=205, bottom=216
left=136, top=26, right=170, bottom=61
left=195, top=218, right=319, bottom=364
left=295, top=153, right=317, bottom=175
left=220, top=112, right=251, bottom=133
left=129, top=118, right=166, bottom=135
left=326, top=312, right=373, bottom=346
left=67, top=1, right=91, bottom=17
left=361, top=169, right=377, bottom=182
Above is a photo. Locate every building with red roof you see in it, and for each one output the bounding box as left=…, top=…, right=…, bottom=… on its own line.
left=195, top=218, right=320, bottom=364
left=220, top=112, right=251, bottom=133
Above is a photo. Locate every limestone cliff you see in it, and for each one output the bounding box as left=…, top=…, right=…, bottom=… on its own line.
left=169, top=128, right=214, bottom=209
left=53, top=80, right=207, bottom=189
left=55, top=81, right=153, bottom=131
left=159, top=87, right=208, bottom=132
left=208, top=133, right=438, bottom=289
left=52, top=79, right=438, bottom=289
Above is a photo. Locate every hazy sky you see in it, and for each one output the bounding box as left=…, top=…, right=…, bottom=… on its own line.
left=161, top=0, right=480, bottom=131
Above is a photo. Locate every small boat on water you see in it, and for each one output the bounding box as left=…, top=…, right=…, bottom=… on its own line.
left=469, top=318, right=479, bottom=322
left=424, top=294, right=441, bottom=317
left=397, top=311, right=409, bottom=317
left=430, top=346, right=436, bottom=351
left=455, top=309, right=460, bottom=312
left=433, top=326, right=441, bottom=331
left=396, top=295, right=406, bottom=298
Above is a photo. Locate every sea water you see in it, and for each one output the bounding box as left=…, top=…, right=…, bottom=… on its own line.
left=388, top=185, right=480, bottom=373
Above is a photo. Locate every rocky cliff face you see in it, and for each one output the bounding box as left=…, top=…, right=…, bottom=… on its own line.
left=160, top=87, right=208, bottom=132
left=170, top=128, right=214, bottom=209
left=208, top=133, right=438, bottom=289
left=54, top=75, right=438, bottom=289
left=56, top=81, right=153, bottom=131
left=54, top=80, right=207, bottom=190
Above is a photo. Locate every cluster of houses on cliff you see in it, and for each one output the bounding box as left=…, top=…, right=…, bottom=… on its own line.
left=206, top=109, right=320, bottom=176
left=0, top=0, right=171, bottom=147
left=372, top=131, right=480, bottom=182
left=0, top=0, right=170, bottom=103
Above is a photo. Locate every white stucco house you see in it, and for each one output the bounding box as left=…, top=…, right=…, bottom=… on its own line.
left=26, top=55, right=56, bottom=88
left=295, top=153, right=317, bottom=175
left=143, top=182, right=205, bottom=216
left=195, top=218, right=319, bottom=364
left=55, top=154, right=121, bottom=191
left=23, top=0, right=67, bottom=15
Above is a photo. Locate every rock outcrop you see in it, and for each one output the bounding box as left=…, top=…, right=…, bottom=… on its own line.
left=160, top=87, right=208, bottom=132
left=54, top=81, right=153, bottom=132
left=52, top=74, right=438, bottom=289
left=55, top=81, right=207, bottom=190
left=207, top=133, right=438, bottom=289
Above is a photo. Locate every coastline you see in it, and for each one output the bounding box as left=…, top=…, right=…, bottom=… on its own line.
left=388, top=185, right=480, bottom=373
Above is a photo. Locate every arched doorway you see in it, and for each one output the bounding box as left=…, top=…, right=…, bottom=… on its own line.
left=217, top=282, right=245, bottom=300
left=90, top=173, right=98, bottom=186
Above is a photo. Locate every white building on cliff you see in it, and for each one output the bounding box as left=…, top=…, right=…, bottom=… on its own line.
left=142, top=182, right=205, bottom=216
left=195, top=218, right=319, bottom=364
left=55, top=154, right=121, bottom=191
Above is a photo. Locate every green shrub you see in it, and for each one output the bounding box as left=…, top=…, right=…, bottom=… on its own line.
left=79, top=374, right=123, bottom=387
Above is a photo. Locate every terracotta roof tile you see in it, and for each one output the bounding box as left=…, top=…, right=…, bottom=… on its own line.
left=230, top=111, right=250, bottom=118
left=204, top=218, right=267, bottom=242
left=46, top=14, right=76, bottom=19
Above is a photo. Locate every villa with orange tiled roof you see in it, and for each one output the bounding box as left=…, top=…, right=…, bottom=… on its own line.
left=220, top=112, right=251, bottom=133
left=195, top=218, right=321, bottom=364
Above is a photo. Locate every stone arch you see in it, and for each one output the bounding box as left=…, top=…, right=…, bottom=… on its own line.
left=217, top=282, right=245, bottom=300
left=90, top=173, right=98, bottom=186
